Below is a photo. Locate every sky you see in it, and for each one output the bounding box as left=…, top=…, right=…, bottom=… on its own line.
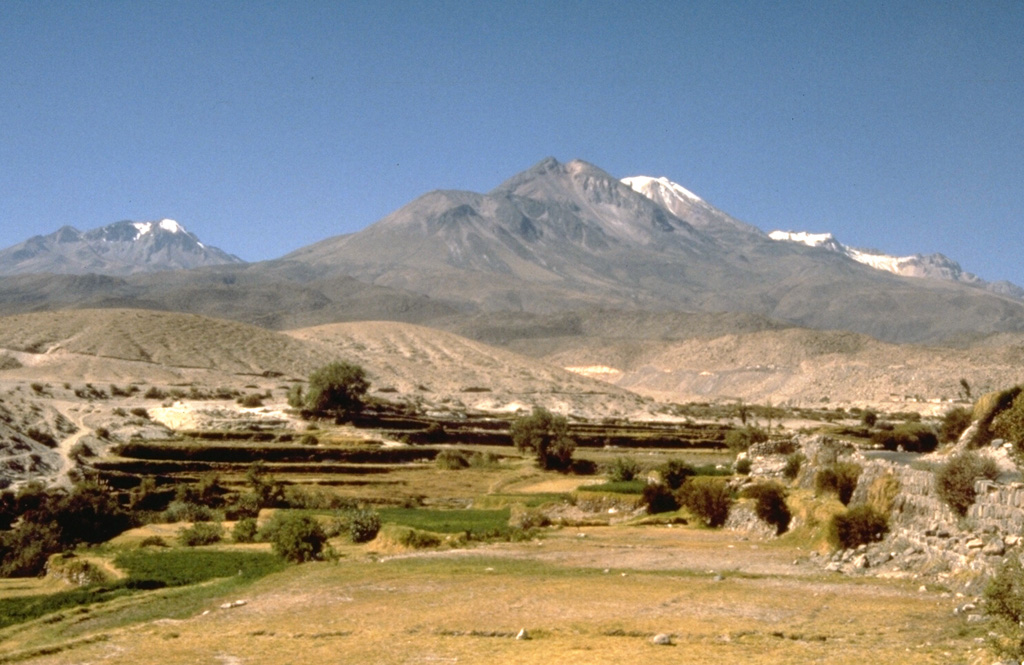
left=2, top=1, right=1023, bottom=286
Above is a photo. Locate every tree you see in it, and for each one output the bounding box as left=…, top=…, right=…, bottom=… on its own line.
left=304, top=361, right=369, bottom=419
left=510, top=407, right=576, bottom=471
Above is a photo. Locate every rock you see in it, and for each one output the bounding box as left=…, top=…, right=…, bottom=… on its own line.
left=516, top=628, right=530, bottom=640
left=651, top=633, right=673, bottom=646
left=851, top=554, right=869, bottom=570
left=966, top=538, right=985, bottom=549
left=983, top=539, right=1006, bottom=557
left=966, top=614, right=989, bottom=624
left=1007, top=535, right=1022, bottom=548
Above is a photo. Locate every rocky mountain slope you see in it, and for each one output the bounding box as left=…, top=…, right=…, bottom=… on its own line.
left=0, top=219, right=243, bottom=276
left=768, top=229, right=1024, bottom=300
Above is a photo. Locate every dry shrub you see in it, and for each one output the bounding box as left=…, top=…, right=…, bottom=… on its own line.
left=866, top=472, right=901, bottom=515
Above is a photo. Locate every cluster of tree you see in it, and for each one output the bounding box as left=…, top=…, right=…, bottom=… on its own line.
left=0, top=480, right=132, bottom=577
left=510, top=407, right=576, bottom=471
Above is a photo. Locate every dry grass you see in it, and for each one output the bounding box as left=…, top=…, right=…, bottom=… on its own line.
left=0, top=526, right=986, bottom=665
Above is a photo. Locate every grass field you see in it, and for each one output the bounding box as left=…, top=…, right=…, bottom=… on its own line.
left=0, top=526, right=988, bottom=665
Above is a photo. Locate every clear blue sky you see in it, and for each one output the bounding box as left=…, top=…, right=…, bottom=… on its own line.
left=3, top=1, right=1023, bottom=286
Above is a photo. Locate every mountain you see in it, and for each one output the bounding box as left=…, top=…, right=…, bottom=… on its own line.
left=0, top=219, right=244, bottom=276
left=282, top=157, right=1024, bottom=343
left=2, top=158, right=1024, bottom=346
left=768, top=230, right=1024, bottom=300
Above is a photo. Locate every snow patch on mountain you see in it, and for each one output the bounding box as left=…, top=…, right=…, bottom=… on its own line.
left=770, top=228, right=1024, bottom=300
left=622, top=175, right=703, bottom=203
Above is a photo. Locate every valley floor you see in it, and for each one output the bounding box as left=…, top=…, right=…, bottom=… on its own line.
left=0, top=527, right=986, bottom=665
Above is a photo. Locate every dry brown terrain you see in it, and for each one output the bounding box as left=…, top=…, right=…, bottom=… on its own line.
left=0, top=527, right=984, bottom=665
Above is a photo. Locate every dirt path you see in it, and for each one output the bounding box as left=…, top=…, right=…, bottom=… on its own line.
left=48, top=401, right=92, bottom=489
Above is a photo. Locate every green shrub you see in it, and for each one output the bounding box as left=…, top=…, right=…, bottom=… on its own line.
left=814, top=462, right=862, bottom=505
left=305, top=361, right=369, bottom=420
left=608, top=456, right=641, bottom=482
left=396, top=527, right=442, bottom=549
left=936, top=451, right=1000, bottom=517
left=436, top=449, right=470, bottom=470
left=743, top=482, right=791, bottom=535
left=725, top=426, right=768, bottom=453
left=734, top=457, right=752, bottom=475
left=940, top=406, right=973, bottom=443
left=263, top=513, right=327, bottom=563
left=661, top=458, right=695, bottom=490
left=340, top=508, right=381, bottom=543
left=641, top=483, right=679, bottom=514
left=232, top=517, right=258, bottom=543
left=468, top=451, right=500, bottom=468
left=870, top=423, right=938, bottom=453
left=992, top=390, right=1024, bottom=450
left=828, top=505, right=888, bottom=550
left=985, top=557, right=1024, bottom=660
left=178, top=521, right=224, bottom=547
left=677, top=478, right=732, bottom=527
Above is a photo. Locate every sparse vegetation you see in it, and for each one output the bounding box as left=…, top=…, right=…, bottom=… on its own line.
left=940, top=406, right=973, bottom=443
left=936, top=450, right=999, bottom=517
left=985, top=556, right=1024, bottom=660
left=870, top=423, right=938, bottom=453
left=178, top=521, right=224, bottom=546
left=724, top=426, right=768, bottom=453
left=743, top=482, right=791, bottom=534
left=607, top=456, right=641, bottom=482
left=814, top=462, right=862, bottom=505
left=828, top=504, right=889, bottom=550
left=660, top=458, right=695, bottom=489
left=677, top=477, right=731, bottom=527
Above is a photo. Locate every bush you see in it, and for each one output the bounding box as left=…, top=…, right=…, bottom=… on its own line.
left=661, top=459, right=695, bottom=490
left=940, top=406, right=973, bottom=443
left=782, top=453, right=804, bottom=482
left=734, top=457, right=752, bottom=475
left=263, top=513, right=327, bottom=563
left=641, top=483, right=679, bottom=514
left=436, top=449, right=470, bottom=470
left=237, top=394, right=264, bottom=408
left=304, top=361, right=369, bottom=420
left=828, top=505, right=888, bottom=550
left=129, top=407, right=150, bottom=419
left=992, top=390, right=1024, bottom=450
left=936, top=451, right=1000, bottom=517
left=870, top=423, right=938, bottom=453
left=510, top=407, right=576, bottom=471
left=138, top=536, right=168, bottom=548
left=144, top=386, right=166, bottom=400
left=178, top=521, right=224, bottom=547
left=343, top=508, right=381, bottom=543
left=814, top=462, right=862, bottom=505
left=677, top=478, right=732, bottom=527
left=232, top=517, right=259, bottom=543
left=985, top=557, right=1024, bottom=660
left=725, top=426, right=768, bottom=453
left=608, top=456, right=641, bottom=482
left=743, top=482, right=791, bottom=535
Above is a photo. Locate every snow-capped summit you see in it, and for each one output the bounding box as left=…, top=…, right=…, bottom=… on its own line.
left=622, top=174, right=762, bottom=235
left=0, top=219, right=242, bottom=276
left=622, top=175, right=703, bottom=204
left=768, top=230, right=845, bottom=253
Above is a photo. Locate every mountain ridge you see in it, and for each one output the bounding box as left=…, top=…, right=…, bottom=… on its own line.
left=0, top=219, right=243, bottom=276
